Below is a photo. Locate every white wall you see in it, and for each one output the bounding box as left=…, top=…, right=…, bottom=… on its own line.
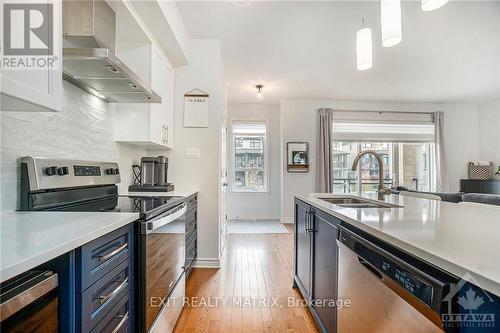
left=0, top=82, right=147, bottom=212
left=166, top=39, right=226, bottom=266
left=227, top=103, right=281, bottom=220
left=280, top=99, right=481, bottom=222
left=479, top=99, right=500, bottom=179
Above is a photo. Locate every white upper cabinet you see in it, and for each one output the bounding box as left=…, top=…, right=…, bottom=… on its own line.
left=112, top=2, right=174, bottom=149
left=1, top=0, right=62, bottom=112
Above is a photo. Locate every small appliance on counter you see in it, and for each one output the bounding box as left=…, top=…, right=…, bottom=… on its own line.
left=129, top=156, right=175, bottom=192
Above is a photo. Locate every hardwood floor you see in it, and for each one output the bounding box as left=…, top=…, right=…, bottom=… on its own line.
left=173, top=225, right=319, bottom=333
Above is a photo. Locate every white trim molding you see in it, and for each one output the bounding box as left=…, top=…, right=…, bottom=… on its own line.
left=281, top=216, right=294, bottom=224
left=194, top=258, right=221, bottom=268
left=227, top=213, right=281, bottom=221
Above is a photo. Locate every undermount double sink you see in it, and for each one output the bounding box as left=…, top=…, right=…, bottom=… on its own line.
left=318, top=196, right=402, bottom=209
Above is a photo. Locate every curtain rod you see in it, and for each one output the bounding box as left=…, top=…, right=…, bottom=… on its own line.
left=332, top=109, right=435, bottom=115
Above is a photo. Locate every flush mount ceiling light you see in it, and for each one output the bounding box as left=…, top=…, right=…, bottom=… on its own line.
left=356, top=20, right=373, bottom=71
left=421, top=0, right=449, bottom=11
left=256, top=85, right=264, bottom=99
left=381, top=0, right=402, bottom=47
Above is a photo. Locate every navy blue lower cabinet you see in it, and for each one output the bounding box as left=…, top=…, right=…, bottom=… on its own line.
left=76, top=224, right=134, bottom=333
left=310, top=210, right=339, bottom=333
left=293, top=199, right=312, bottom=301
left=293, top=200, right=340, bottom=333
left=77, top=224, right=134, bottom=292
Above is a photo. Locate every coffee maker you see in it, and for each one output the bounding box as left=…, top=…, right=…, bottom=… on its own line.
left=129, top=156, right=174, bottom=192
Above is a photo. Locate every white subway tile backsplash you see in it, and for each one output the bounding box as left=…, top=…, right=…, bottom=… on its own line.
left=0, top=82, right=147, bottom=212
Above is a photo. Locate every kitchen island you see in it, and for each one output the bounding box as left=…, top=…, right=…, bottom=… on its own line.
left=293, top=193, right=500, bottom=333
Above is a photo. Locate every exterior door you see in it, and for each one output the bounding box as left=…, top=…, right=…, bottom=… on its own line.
left=294, top=199, right=312, bottom=300
left=219, top=114, right=228, bottom=256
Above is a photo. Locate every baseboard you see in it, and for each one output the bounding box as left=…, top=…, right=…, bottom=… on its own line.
left=281, top=216, right=294, bottom=224
left=193, top=258, right=221, bottom=268
left=227, top=213, right=281, bottom=221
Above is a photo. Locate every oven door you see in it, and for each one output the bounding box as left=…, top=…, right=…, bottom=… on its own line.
left=139, top=203, right=186, bottom=333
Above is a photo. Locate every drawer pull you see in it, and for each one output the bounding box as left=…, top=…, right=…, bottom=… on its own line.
left=97, top=243, right=128, bottom=263
left=112, top=311, right=129, bottom=333
left=99, top=278, right=128, bottom=305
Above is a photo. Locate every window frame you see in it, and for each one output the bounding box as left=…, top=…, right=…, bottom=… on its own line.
left=230, top=120, right=269, bottom=193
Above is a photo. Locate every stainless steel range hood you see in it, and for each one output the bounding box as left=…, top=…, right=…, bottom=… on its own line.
left=62, top=0, right=161, bottom=103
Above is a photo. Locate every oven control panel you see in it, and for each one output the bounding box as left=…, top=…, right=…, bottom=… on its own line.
left=74, top=165, right=102, bottom=176
left=21, top=157, right=121, bottom=191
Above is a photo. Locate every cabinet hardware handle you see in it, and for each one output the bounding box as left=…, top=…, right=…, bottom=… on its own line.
left=97, top=243, right=128, bottom=263
left=304, top=208, right=310, bottom=232
left=98, top=277, right=128, bottom=305
left=165, top=125, right=168, bottom=144
left=112, top=311, right=129, bottom=333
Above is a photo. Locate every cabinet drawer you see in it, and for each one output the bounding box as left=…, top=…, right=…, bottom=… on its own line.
left=79, top=259, right=131, bottom=333
left=78, top=224, right=133, bottom=291
left=90, top=293, right=131, bottom=333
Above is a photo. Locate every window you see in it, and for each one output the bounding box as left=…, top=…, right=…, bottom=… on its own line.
left=231, top=122, right=267, bottom=192
left=331, top=111, right=436, bottom=194
left=333, top=141, right=433, bottom=195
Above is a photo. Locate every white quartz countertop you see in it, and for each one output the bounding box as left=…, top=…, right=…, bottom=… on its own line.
left=0, top=211, right=139, bottom=282
left=122, top=189, right=198, bottom=198
left=294, top=193, right=500, bottom=297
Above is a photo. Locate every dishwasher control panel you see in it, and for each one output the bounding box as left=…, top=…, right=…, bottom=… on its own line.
left=340, top=228, right=434, bottom=307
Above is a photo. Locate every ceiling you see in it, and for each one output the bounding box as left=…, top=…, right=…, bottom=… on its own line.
left=176, top=1, right=500, bottom=104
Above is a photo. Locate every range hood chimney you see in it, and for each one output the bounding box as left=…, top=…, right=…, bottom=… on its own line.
left=62, top=0, right=161, bottom=103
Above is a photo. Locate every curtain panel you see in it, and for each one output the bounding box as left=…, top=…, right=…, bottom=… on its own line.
left=316, top=108, right=334, bottom=192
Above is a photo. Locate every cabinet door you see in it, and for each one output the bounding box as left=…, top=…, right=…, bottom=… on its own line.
left=149, top=48, right=164, bottom=145
left=312, top=210, right=339, bottom=333
left=162, top=65, right=174, bottom=147
left=294, top=199, right=312, bottom=300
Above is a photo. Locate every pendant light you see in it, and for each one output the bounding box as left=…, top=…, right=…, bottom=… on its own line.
left=256, top=85, right=264, bottom=99
left=381, top=0, right=402, bottom=47
left=422, top=0, right=449, bottom=11
left=356, top=19, right=372, bottom=71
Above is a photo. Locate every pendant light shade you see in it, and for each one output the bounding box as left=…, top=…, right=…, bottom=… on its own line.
left=381, top=0, right=402, bottom=47
left=356, top=27, right=373, bottom=71
left=421, top=0, right=449, bottom=11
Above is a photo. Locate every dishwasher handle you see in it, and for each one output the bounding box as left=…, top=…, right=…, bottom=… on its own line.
left=358, top=257, right=383, bottom=280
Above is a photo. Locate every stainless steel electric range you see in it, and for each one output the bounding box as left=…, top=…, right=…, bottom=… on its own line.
left=20, top=157, right=186, bottom=333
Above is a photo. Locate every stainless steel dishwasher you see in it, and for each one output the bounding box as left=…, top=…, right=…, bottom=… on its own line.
left=337, top=226, right=449, bottom=333
left=0, top=270, right=58, bottom=333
